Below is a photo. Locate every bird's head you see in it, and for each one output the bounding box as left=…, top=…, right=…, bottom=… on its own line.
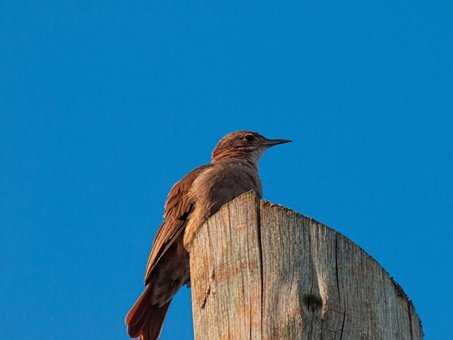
left=211, top=130, right=291, bottom=163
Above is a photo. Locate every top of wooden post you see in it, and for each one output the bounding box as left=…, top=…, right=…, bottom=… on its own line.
left=190, top=191, right=423, bottom=340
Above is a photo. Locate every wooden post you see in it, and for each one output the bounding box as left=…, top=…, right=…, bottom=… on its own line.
left=190, top=191, right=423, bottom=340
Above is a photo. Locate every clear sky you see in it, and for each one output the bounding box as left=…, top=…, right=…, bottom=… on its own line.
left=1, top=1, right=452, bottom=339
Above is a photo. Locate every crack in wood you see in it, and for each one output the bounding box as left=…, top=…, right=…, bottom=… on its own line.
left=339, top=310, right=346, bottom=340
left=255, top=196, right=264, bottom=336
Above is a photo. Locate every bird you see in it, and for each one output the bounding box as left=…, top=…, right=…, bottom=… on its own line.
left=125, top=130, right=291, bottom=340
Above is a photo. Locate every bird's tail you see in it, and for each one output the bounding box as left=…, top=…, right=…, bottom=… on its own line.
left=125, top=285, right=170, bottom=340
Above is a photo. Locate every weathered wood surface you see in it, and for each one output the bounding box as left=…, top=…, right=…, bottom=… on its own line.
left=190, top=191, right=422, bottom=340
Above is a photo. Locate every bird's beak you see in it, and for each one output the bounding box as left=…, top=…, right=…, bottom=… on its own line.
left=263, top=138, right=292, bottom=147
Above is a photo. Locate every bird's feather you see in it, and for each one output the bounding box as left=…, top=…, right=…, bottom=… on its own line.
left=126, top=165, right=211, bottom=339
left=144, top=164, right=211, bottom=284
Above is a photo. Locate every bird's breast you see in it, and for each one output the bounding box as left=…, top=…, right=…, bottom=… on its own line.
left=183, top=162, right=261, bottom=249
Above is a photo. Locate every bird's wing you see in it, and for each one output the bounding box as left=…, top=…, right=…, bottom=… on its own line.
left=144, top=164, right=211, bottom=284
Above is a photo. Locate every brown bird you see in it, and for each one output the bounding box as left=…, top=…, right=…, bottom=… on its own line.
left=125, top=130, right=290, bottom=340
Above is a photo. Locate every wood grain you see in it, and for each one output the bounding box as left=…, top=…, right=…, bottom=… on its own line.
left=190, top=191, right=422, bottom=340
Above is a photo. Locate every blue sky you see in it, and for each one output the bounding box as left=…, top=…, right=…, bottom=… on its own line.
left=1, top=1, right=452, bottom=339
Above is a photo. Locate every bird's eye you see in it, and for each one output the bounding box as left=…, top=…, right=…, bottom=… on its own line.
left=244, top=135, right=255, bottom=142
